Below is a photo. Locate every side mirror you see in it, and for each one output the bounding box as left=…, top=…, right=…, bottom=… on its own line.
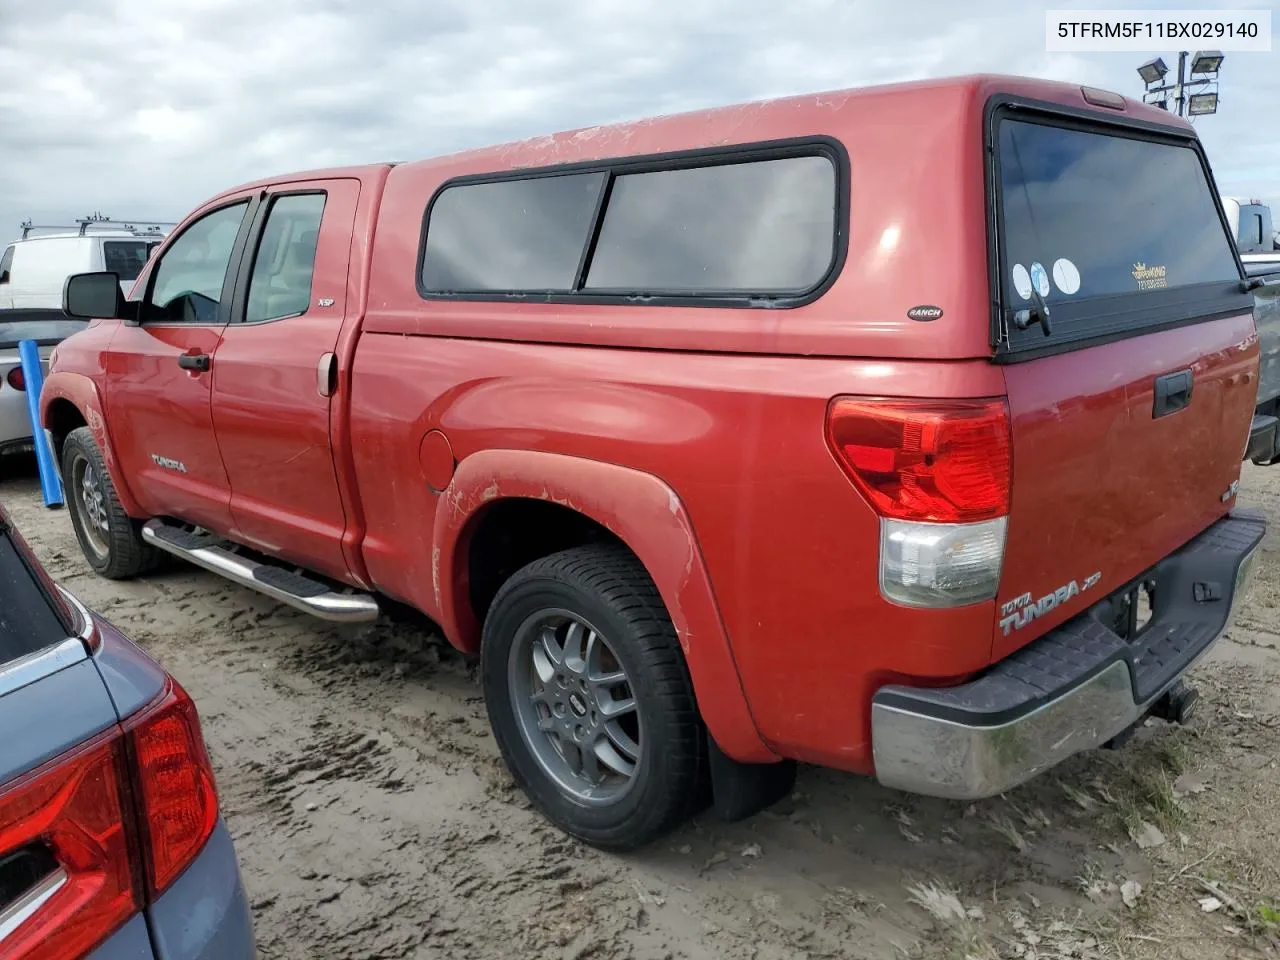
left=63, top=272, right=127, bottom=320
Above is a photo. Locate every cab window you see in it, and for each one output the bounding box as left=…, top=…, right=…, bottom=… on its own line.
left=145, top=202, right=248, bottom=323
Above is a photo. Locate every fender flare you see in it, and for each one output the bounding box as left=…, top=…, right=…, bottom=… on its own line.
left=432, top=448, right=776, bottom=764
left=40, top=371, right=144, bottom=517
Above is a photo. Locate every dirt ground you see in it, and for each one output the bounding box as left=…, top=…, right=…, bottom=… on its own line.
left=2, top=456, right=1278, bottom=960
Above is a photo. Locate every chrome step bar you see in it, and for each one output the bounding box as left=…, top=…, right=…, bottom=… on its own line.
left=141, top=520, right=379, bottom=623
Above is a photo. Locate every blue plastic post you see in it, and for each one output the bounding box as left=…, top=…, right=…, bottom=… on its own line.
left=17, top=339, right=65, bottom=508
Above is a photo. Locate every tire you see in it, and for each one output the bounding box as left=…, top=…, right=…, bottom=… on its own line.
left=61, top=427, right=160, bottom=579
left=481, top=544, right=705, bottom=850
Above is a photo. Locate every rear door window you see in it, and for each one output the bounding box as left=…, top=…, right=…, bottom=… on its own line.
left=244, top=193, right=328, bottom=322
left=998, top=120, right=1239, bottom=304
left=0, top=529, right=69, bottom=665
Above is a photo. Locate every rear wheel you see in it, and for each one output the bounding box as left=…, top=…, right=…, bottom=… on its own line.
left=62, top=427, right=160, bottom=579
left=481, top=544, right=704, bottom=850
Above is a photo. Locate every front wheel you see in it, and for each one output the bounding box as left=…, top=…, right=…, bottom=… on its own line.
left=62, top=427, right=160, bottom=579
left=481, top=544, right=705, bottom=850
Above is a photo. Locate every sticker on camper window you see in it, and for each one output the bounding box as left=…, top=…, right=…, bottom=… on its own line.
left=1052, top=258, right=1081, bottom=295
left=1011, top=263, right=1033, bottom=301
left=1131, top=263, right=1168, bottom=291
left=1029, top=262, right=1050, bottom=298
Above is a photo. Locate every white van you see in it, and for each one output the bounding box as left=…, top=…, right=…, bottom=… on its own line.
left=1, top=220, right=170, bottom=455
left=0, top=221, right=171, bottom=310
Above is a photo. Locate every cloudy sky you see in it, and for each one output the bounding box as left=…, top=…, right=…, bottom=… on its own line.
left=1, top=0, right=1275, bottom=245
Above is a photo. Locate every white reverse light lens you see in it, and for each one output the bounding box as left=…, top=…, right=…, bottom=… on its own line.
left=880, top=517, right=1007, bottom=608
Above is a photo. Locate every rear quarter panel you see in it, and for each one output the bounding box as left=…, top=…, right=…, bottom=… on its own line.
left=350, top=338, right=1005, bottom=770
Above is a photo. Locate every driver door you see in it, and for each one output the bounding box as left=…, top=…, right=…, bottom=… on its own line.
left=102, top=195, right=258, bottom=535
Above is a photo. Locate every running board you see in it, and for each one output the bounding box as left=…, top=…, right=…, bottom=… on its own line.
left=141, top=519, right=379, bottom=623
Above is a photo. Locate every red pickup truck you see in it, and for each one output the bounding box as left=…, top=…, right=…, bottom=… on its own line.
left=43, top=74, right=1266, bottom=850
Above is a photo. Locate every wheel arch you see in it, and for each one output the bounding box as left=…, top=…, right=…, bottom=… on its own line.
left=433, top=448, right=775, bottom=763
left=40, top=372, right=144, bottom=517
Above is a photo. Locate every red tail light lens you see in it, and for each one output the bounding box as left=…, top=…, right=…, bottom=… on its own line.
left=0, top=678, right=220, bottom=957
left=5, top=366, right=24, bottom=391
left=127, top=679, right=219, bottom=896
left=826, top=397, right=1012, bottom=523
left=0, top=737, right=136, bottom=960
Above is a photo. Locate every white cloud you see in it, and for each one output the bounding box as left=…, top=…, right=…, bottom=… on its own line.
left=0, top=0, right=1275, bottom=242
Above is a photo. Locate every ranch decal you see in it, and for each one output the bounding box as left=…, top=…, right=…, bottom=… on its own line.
left=907, top=304, right=943, bottom=321
left=1132, top=262, right=1168, bottom=291
left=999, top=571, right=1102, bottom=636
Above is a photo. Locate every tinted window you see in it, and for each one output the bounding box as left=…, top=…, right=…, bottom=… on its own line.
left=0, top=246, right=12, bottom=284
left=1253, top=213, right=1265, bottom=247
left=998, top=121, right=1238, bottom=304
left=102, top=240, right=152, bottom=282
left=422, top=173, right=604, bottom=292
left=244, top=193, right=326, bottom=323
left=585, top=156, right=836, bottom=293
left=0, top=531, right=67, bottom=665
left=0, top=318, right=88, bottom=348
left=148, top=202, right=248, bottom=323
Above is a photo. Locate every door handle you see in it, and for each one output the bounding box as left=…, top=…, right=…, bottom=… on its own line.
left=1153, top=369, right=1193, bottom=419
left=316, top=352, right=336, bottom=397
left=178, top=353, right=211, bottom=372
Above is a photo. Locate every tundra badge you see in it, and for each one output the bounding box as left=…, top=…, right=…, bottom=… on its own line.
left=999, top=571, right=1102, bottom=636
left=1221, top=479, right=1240, bottom=503
left=150, top=454, right=188, bottom=474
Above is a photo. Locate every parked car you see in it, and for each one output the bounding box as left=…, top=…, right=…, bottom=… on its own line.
left=0, top=221, right=167, bottom=458
left=42, top=75, right=1265, bottom=850
left=0, top=320, right=82, bottom=459
left=0, top=502, right=254, bottom=958
left=1219, top=199, right=1280, bottom=464
left=1221, top=196, right=1279, bottom=254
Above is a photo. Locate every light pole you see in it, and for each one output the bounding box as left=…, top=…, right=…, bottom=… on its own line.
left=1138, top=51, right=1224, bottom=117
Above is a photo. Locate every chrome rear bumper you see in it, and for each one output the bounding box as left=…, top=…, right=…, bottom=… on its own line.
left=871, top=510, right=1264, bottom=800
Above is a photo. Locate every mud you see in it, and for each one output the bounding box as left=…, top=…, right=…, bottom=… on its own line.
left=2, top=456, right=1278, bottom=960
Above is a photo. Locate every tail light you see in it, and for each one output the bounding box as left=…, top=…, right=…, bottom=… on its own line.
left=0, top=679, right=219, bottom=959
left=827, top=397, right=1011, bottom=608
left=5, top=367, right=24, bottom=391
left=126, top=679, right=219, bottom=897
left=0, top=738, right=135, bottom=960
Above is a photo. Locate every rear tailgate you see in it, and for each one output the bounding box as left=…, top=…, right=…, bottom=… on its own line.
left=989, top=105, right=1258, bottom=660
